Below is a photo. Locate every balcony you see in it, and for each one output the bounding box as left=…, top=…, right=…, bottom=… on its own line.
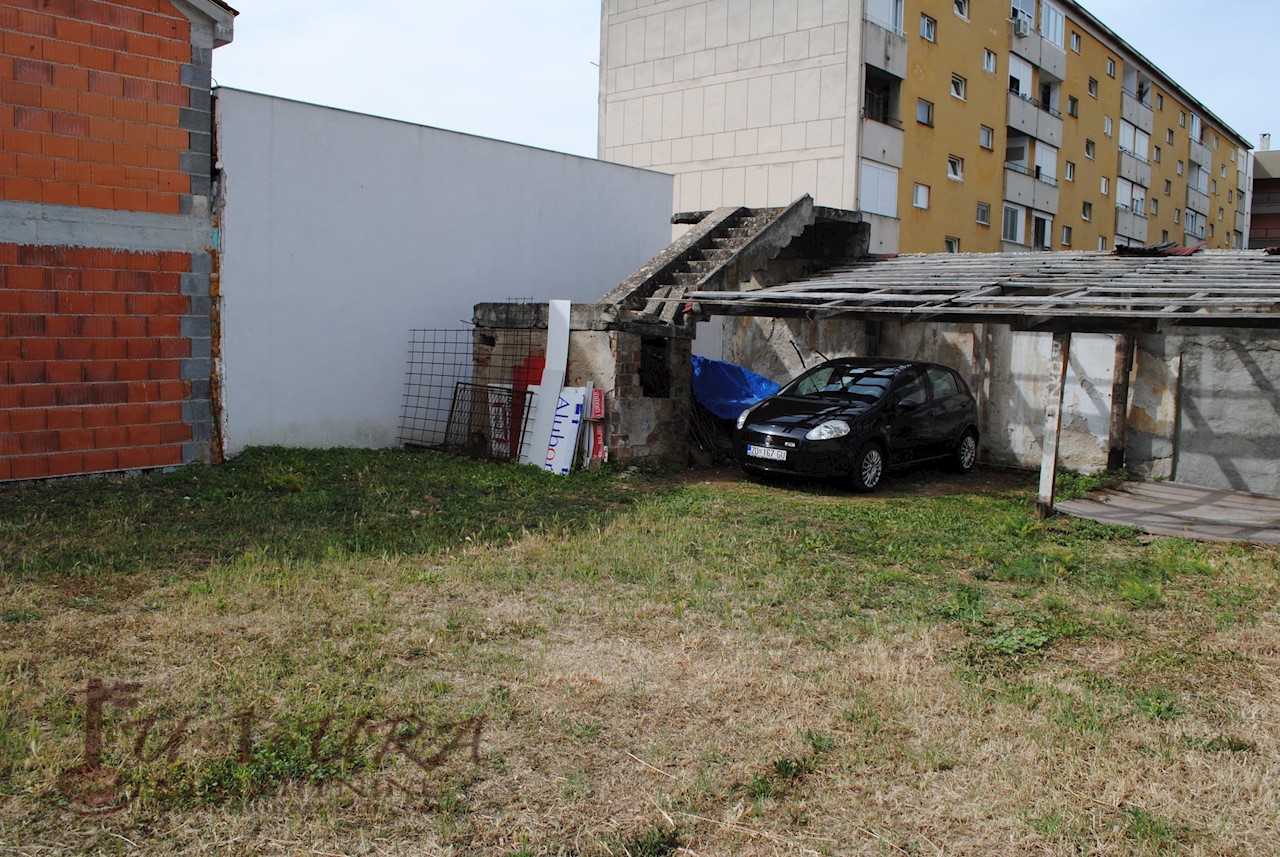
left=1006, top=91, right=1063, bottom=147
left=1004, top=162, right=1059, bottom=215
left=1115, top=205, right=1149, bottom=244
left=1009, top=22, right=1067, bottom=80
left=860, top=114, right=904, bottom=168
left=863, top=15, right=907, bottom=78
left=1118, top=149, right=1152, bottom=188
left=1186, top=186, right=1210, bottom=215
left=1121, top=90, right=1154, bottom=135
left=1189, top=138, right=1212, bottom=167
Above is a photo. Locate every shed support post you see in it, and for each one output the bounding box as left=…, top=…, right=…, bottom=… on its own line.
left=1106, top=333, right=1136, bottom=470
left=1037, top=331, right=1072, bottom=519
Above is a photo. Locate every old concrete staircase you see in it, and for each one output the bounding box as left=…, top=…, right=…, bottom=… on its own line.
left=599, top=195, right=820, bottom=333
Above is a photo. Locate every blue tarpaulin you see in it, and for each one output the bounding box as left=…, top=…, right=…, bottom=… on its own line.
left=691, top=354, right=781, bottom=419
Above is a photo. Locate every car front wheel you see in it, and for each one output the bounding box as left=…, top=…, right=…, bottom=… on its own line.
left=851, top=443, right=884, bottom=492
left=951, top=430, right=978, bottom=473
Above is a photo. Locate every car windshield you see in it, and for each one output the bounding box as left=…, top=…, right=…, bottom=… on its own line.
left=781, top=364, right=897, bottom=404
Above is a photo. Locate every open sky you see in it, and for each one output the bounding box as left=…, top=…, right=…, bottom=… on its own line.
left=211, top=1, right=1274, bottom=159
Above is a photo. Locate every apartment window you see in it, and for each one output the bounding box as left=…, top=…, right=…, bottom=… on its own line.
left=1067, top=96, right=1078, bottom=117
left=1176, top=160, right=1183, bottom=176
left=1002, top=204, right=1023, bottom=243
left=1100, top=176, right=1109, bottom=195
left=1103, top=116, right=1112, bottom=137
left=1174, top=208, right=1181, bottom=224
left=1085, top=139, right=1096, bottom=159
left=1098, top=237, right=1107, bottom=251
left=1153, top=145, right=1161, bottom=163
left=920, top=14, right=936, bottom=41
left=1179, top=111, right=1186, bottom=127
left=1164, top=179, right=1171, bottom=195
left=1228, top=189, right=1234, bottom=203
left=1209, top=223, right=1215, bottom=237
left=945, top=236, right=960, bottom=253
left=1070, top=31, right=1081, bottom=52
left=979, top=125, right=994, bottom=149
left=951, top=74, right=967, bottom=100
left=1061, top=225, right=1072, bottom=246
left=1150, top=198, right=1158, bottom=216
left=1082, top=201, right=1093, bottom=221
left=1231, top=149, right=1237, bottom=162
left=954, top=0, right=969, bottom=19
left=1213, top=133, right=1220, bottom=149
left=1064, top=161, right=1075, bottom=181
left=913, top=183, right=930, bottom=209
left=1220, top=163, right=1228, bottom=177
left=1156, top=94, right=1164, bottom=109
left=1211, top=178, right=1217, bottom=193
left=917, top=98, right=934, bottom=126
left=1106, top=57, right=1115, bottom=77
left=1162, top=230, right=1169, bottom=242
left=1218, top=207, right=1225, bottom=220
left=1040, top=2, right=1065, bottom=48
left=947, top=155, right=964, bottom=180
left=1088, top=77, right=1098, bottom=97
left=983, top=49, right=997, bottom=73
left=976, top=201, right=991, bottom=225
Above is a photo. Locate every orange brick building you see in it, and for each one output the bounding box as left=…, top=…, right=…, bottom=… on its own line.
left=0, top=0, right=234, bottom=481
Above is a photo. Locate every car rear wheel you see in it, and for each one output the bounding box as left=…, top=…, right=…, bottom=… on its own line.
left=851, top=443, right=884, bottom=492
left=951, top=430, right=978, bottom=473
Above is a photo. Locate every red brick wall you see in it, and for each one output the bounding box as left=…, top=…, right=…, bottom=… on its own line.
left=0, top=243, right=194, bottom=480
left=0, top=0, right=193, bottom=214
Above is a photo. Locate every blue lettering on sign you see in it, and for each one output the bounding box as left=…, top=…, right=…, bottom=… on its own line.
left=544, top=395, right=582, bottom=472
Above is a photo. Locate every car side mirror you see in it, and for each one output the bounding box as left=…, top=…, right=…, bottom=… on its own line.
left=896, top=399, right=920, bottom=415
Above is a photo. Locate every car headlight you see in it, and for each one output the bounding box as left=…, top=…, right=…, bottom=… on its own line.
left=805, top=419, right=850, bottom=441
left=736, top=408, right=753, bottom=430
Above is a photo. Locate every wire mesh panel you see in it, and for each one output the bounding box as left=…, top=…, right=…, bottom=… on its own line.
left=398, top=327, right=544, bottom=462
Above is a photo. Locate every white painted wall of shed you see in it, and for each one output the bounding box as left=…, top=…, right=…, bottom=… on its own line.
left=215, top=88, right=673, bottom=454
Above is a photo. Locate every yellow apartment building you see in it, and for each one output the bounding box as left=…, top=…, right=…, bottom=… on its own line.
left=598, top=0, right=1249, bottom=253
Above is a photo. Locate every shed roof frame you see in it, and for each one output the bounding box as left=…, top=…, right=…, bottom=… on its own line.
left=672, top=248, right=1280, bottom=520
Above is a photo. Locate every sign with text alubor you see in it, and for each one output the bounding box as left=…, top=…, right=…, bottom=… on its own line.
left=519, top=300, right=579, bottom=474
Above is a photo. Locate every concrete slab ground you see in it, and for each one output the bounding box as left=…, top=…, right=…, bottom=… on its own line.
left=1057, top=481, right=1280, bottom=543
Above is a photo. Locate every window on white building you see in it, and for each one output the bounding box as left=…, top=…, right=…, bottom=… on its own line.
left=858, top=161, right=899, bottom=217
left=1002, top=204, right=1023, bottom=242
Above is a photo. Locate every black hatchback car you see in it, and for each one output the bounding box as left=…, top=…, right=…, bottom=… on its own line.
left=733, top=358, right=979, bottom=491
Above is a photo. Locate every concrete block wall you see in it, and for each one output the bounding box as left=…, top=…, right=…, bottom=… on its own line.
left=0, top=0, right=231, bottom=482
left=599, top=0, right=857, bottom=212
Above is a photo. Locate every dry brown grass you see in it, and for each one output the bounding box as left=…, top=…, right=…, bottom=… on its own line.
left=3, top=472, right=1279, bottom=855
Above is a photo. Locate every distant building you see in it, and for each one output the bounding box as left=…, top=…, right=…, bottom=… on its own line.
left=598, top=0, right=1250, bottom=253
left=1249, top=137, right=1280, bottom=249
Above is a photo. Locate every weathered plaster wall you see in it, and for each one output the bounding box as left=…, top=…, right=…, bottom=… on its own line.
left=1172, top=331, right=1280, bottom=494
left=215, top=89, right=673, bottom=454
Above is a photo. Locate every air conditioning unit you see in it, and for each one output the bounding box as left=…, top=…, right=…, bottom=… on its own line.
left=1012, top=17, right=1031, bottom=37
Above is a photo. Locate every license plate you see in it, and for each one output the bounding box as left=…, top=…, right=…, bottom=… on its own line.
left=747, top=444, right=787, bottom=462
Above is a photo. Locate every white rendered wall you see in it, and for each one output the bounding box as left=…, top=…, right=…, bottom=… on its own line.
left=215, top=88, right=673, bottom=454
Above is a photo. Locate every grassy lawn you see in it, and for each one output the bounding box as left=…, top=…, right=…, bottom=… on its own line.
left=1, top=449, right=1277, bottom=855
